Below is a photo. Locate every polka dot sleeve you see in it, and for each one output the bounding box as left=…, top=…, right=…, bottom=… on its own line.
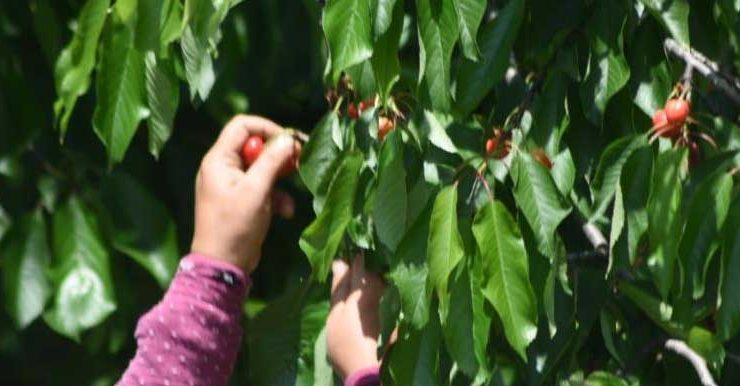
left=116, top=254, right=250, bottom=386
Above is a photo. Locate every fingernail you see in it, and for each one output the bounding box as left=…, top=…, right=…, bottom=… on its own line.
left=273, top=134, right=294, bottom=150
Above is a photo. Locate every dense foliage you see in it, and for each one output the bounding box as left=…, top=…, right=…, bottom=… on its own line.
left=1, top=0, right=739, bottom=385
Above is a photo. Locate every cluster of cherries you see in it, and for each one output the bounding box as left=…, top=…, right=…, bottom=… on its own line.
left=347, top=99, right=396, bottom=141
left=484, top=128, right=553, bottom=169
left=650, top=98, right=691, bottom=140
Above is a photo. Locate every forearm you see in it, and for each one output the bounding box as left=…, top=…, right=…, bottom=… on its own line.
left=116, top=254, right=249, bottom=386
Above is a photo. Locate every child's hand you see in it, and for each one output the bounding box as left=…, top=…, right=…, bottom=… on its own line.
left=190, top=115, right=299, bottom=274
left=327, top=256, right=385, bottom=379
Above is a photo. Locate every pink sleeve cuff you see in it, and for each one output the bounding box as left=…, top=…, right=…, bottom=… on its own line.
left=345, top=366, right=380, bottom=386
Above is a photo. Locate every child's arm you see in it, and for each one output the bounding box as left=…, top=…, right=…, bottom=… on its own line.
left=116, top=115, right=298, bottom=386
left=327, top=257, right=386, bottom=386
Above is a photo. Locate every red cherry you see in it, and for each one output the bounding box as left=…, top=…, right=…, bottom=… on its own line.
left=242, top=135, right=264, bottom=167
left=652, top=109, right=668, bottom=128
left=378, top=116, right=395, bottom=141
left=485, top=138, right=498, bottom=156
left=347, top=103, right=359, bottom=119
left=358, top=99, right=375, bottom=113
left=664, top=99, right=690, bottom=125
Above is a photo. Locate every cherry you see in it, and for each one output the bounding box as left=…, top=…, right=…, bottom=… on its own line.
left=378, top=116, right=395, bottom=141
left=665, top=99, right=690, bottom=125
left=652, top=109, right=668, bottom=128
left=485, top=138, right=498, bottom=156
left=242, top=135, right=264, bottom=167
left=358, top=99, right=375, bottom=113
left=651, top=108, right=680, bottom=139
left=531, top=148, right=553, bottom=170
left=347, top=103, right=359, bottom=119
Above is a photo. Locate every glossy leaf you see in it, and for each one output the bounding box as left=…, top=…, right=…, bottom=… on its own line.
left=679, top=172, right=732, bottom=299
left=426, top=185, right=464, bottom=320
left=100, top=172, right=179, bottom=289
left=299, top=113, right=343, bottom=211
left=455, top=0, right=524, bottom=115
left=511, top=152, right=572, bottom=258
left=371, top=0, right=404, bottom=101
left=472, top=200, right=537, bottom=360
left=300, top=152, right=364, bottom=282
left=92, top=20, right=149, bottom=165
left=453, top=0, right=486, bottom=61
left=373, top=130, right=407, bottom=253
left=144, top=52, right=179, bottom=158
left=717, top=194, right=740, bottom=341
left=53, top=0, right=110, bottom=133
left=579, top=0, right=630, bottom=124
left=1, top=209, right=51, bottom=329
left=416, top=0, right=459, bottom=111
left=44, top=197, right=116, bottom=341
left=646, top=148, right=686, bottom=299
left=638, top=0, right=691, bottom=45
left=591, top=135, right=648, bottom=220
left=323, top=0, right=373, bottom=81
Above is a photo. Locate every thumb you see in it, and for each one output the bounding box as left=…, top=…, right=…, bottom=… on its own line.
left=245, top=133, right=296, bottom=192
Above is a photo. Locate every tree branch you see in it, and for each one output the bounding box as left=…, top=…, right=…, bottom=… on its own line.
left=664, top=38, right=740, bottom=106
left=664, top=339, right=718, bottom=386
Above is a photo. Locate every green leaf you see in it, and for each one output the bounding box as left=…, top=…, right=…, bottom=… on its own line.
left=638, top=0, right=691, bottom=45
left=247, top=284, right=329, bottom=386
left=374, top=0, right=399, bottom=37
left=144, top=52, right=179, bottom=158
left=617, top=281, right=685, bottom=337
left=472, top=200, right=538, bottom=360
left=180, top=25, right=215, bottom=101
left=630, top=20, right=673, bottom=117
left=686, top=327, right=725, bottom=370
left=300, top=152, right=364, bottom=282
left=53, top=0, right=110, bottom=134
left=1, top=209, right=51, bottom=329
left=511, top=152, right=572, bottom=258
left=551, top=148, right=576, bottom=197
left=416, top=0, right=459, bottom=111
left=423, top=110, right=458, bottom=154
left=454, top=0, right=524, bottom=115
left=134, top=0, right=163, bottom=51
left=529, top=71, right=570, bottom=155
left=615, top=147, right=653, bottom=267
left=299, top=113, right=343, bottom=210
left=717, top=194, right=740, bottom=341
left=590, top=135, right=648, bottom=221
left=92, top=20, right=149, bottom=165
left=312, top=327, right=335, bottom=386
left=323, top=0, right=373, bottom=82
left=647, top=148, right=686, bottom=299
left=373, top=130, right=407, bottom=253
left=389, top=203, right=433, bottom=329
left=0, top=204, right=10, bottom=241
left=100, top=172, right=179, bottom=289
left=384, top=320, right=442, bottom=386
left=44, top=196, right=116, bottom=341
left=453, top=0, right=486, bottom=61
left=426, top=185, right=464, bottom=320
left=579, top=0, right=630, bottom=124
left=679, top=172, right=732, bottom=299
left=371, top=0, right=404, bottom=101
left=583, top=371, right=629, bottom=386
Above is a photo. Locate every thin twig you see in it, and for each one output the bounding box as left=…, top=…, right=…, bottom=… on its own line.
left=664, top=339, right=718, bottom=386
left=664, top=39, right=740, bottom=106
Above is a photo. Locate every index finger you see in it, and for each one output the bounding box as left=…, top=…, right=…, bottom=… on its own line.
left=210, top=115, right=284, bottom=158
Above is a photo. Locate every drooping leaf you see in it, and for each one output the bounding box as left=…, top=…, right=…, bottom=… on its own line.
left=300, top=152, right=364, bottom=282
left=646, top=147, right=686, bottom=299
left=53, top=0, right=110, bottom=133
left=472, top=200, right=538, bottom=360
left=454, top=0, right=524, bottom=115
left=511, top=152, right=572, bottom=258
left=323, top=0, right=373, bottom=82
left=590, top=135, right=648, bottom=220
left=423, top=110, right=458, bottom=154
left=679, top=172, right=732, bottom=299
left=134, top=0, right=163, bottom=51
left=638, top=0, right=691, bottom=45
left=374, top=0, right=399, bottom=37
left=617, top=281, right=685, bottom=338
left=615, top=147, right=653, bottom=266
left=551, top=148, right=576, bottom=197
left=384, top=319, right=442, bottom=386
left=299, top=113, right=343, bottom=211
left=373, top=130, right=407, bottom=253
left=453, top=0, right=486, bottom=61
left=144, top=52, right=179, bottom=158
left=426, top=185, right=464, bottom=320
left=1, top=209, right=51, bottom=329
left=579, top=0, right=630, bottom=124
left=416, top=0, right=459, bottom=111
left=717, top=194, right=740, bottom=341
left=630, top=19, right=673, bottom=117
left=92, top=20, right=149, bottom=165
left=371, top=0, right=404, bottom=101
left=44, top=197, right=116, bottom=341
left=529, top=71, right=570, bottom=155
left=100, top=172, right=179, bottom=289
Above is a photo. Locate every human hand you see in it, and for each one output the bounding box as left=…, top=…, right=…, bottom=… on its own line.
left=327, top=256, right=386, bottom=379
left=190, top=115, right=299, bottom=274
